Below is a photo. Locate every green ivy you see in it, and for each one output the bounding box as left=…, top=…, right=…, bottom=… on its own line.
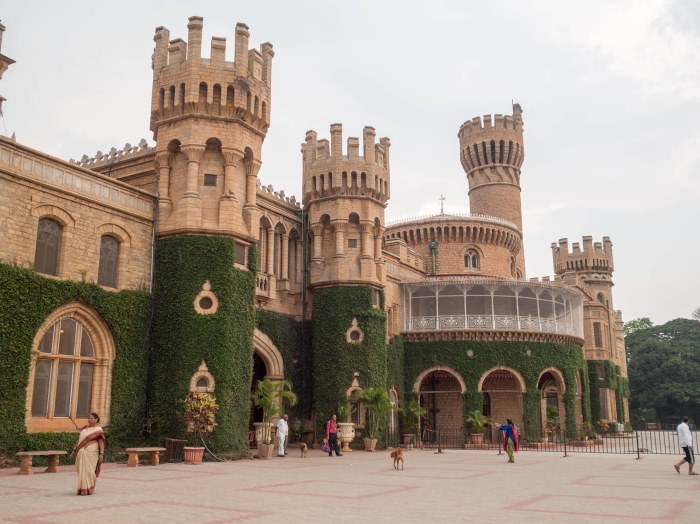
left=0, top=263, right=150, bottom=464
left=255, top=310, right=311, bottom=421
left=403, top=340, right=591, bottom=440
left=149, top=236, right=255, bottom=458
left=312, top=286, right=387, bottom=436
left=588, top=359, right=627, bottom=423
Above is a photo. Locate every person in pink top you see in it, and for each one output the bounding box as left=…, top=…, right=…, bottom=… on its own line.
left=325, top=414, right=342, bottom=456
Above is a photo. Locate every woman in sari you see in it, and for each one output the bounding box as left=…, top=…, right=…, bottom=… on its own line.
left=70, top=412, right=105, bottom=495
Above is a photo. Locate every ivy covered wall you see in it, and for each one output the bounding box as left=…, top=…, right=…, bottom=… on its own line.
left=403, top=340, right=591, bottom=440
left=149, top=236, right=255, bottom=458
left=0, top=263, right=150, bottom=461
left=255, top=310, right=311, bottom=422
left=588, top=359, right=628, bottom=423
left=312, top=286, right=387, bottom=434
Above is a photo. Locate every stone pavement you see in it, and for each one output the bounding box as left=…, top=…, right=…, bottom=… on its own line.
left=1, top=448, right=698, bottom=523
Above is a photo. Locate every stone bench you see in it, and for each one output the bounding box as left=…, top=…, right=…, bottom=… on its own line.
left=15, top=451, right=67, bottom=475
left=125, top=447, right=166, bottom=467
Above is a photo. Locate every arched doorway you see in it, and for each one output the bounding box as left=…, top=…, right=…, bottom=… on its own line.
left=415, top=368, right=466, bottom=448
left=537, top=368, right=566, bottom=439
left=249, top=329, right=285, bottom=444
left=479, top=368, right=525, bottom=441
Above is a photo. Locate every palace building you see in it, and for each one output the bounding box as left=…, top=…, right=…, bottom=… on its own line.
left=0, top=18, right=628, bottom=455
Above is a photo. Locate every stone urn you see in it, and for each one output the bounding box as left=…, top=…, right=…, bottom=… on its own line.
left=253, top=422, right=274, bottom=448
left=337, top=422, right=355, bottom=452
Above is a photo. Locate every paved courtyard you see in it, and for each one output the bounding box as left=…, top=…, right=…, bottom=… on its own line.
left=1, top=448, right=698, bottom=523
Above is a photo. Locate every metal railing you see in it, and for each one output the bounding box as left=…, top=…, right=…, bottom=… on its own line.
left=386, top=428, right=700, bottom=457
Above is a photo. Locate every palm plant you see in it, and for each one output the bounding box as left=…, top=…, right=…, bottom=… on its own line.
left=251, top=379, right=297, bottom=444
left=400, top=399, right=426, bottom=433
left=465, top=409, right=492, bottom=434
left=353, top=387, right=392, bottom=439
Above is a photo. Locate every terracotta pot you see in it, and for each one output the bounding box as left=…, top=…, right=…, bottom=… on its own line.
left=183, top=446, right=204, bottom=464
left=470, top=433, right=484, bottom=445
left=363, top=437, right=377, bottom=452
left=402, top=434, right=414, bottom=448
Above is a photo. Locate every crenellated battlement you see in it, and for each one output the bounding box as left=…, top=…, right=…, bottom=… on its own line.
left=301, top=123, right=391, bottom=206
left=551, top=236, right=614, bottom=275
left=150, top=16, right=273, bottom=136
left=458, top=104, right=525, bottom=174
left=71, top=139, right=154, bottom=169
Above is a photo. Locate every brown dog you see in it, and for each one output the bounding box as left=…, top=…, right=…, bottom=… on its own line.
left=299, top=442, right=308, bottom=458
left=390, top=449, right=403, bottom=470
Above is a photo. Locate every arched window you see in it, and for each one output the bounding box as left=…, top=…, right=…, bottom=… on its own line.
left=464, top=249, right=479, bottom=270
left=34, top=218, right=62, bottom=276
left=31, top=318, right=96, bottom=420
left=98, top=235, right=119, bottom=288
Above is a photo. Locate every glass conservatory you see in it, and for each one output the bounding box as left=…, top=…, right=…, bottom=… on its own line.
left=402, top=278, right=584, bottom=338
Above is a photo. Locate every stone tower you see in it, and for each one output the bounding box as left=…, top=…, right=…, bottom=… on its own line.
left=148, top=17, right=271, bottom=456
left=150, top=16, right=273, bottom=240
left=551, top=236, right=627, bottom=420
left=458, top=104, right=525, bottom=273
left=0, top=22, right=16, bottom=117
left=302, top=124, right=391, bottom=290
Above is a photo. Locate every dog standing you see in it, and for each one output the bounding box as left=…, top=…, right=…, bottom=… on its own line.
left=299, top=442, right=308, bottom=458
left=390, top=449, right=404, bottom=470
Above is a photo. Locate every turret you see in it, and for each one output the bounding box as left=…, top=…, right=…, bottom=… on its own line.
left=551, top=236, right=614, bottom=281
left=149, top=16, right=273, bottom=239
left=0, top=22, right=16, bottom=117
left=301, top=124, right=390, bottom=288
left=458, top=104, right=524, bottom=231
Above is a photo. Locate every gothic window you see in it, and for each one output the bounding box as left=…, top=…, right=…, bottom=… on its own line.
left=97, top=235, right=119, bottom=288
left=34, top=218, right=62, bottom=276
left=593, top=322, right=603, bottom=348
left=464, top=249, right=479, bottom=270
left=31, top=319, right=96, bottom=419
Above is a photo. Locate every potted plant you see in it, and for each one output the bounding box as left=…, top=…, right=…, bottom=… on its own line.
left=400, top=399, right=425, bottom=448
left=180, top=391, right=219, bottom=464
left=544, top=405, right=560, bottom=442
left=251, top=378, right=297, bottom=459
left=336, top=402, right=355, bottom=453
left=352, top=387, right=392, bottom=451
left=465, top=409, right=491, bottom=446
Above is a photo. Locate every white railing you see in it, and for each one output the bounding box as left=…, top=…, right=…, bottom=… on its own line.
left=410, top=314, right=575, bottom=336
left=386, top=212, right=518, bottom=230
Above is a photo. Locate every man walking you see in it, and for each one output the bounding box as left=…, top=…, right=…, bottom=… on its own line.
left=276, top=414, right=289, bottom=457
left=674, top=416, right=697, bottom=475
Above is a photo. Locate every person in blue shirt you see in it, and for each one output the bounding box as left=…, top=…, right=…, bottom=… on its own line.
left=498, top=419, right=518, bottom=463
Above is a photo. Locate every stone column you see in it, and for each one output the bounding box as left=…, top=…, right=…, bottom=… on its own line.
left=295, top=238, right=303, bottom=283
left=243, top=156, right=261, bottom=209
left=181, top=145, right=205, bottom=198
left=221, top=148, right=243, bottom=200
left=280, top=233, right=289, bottom=281
left=333, top=221, right=345, bottom=257
left=155, top=151, right=173, bottom=213
left=266, top=227, right=275, bottom=275
left=311, top=224, right=323, bottom=261
left=374, top=226, right=385, bottom=260
left=360, top=222, right=373, bottom=257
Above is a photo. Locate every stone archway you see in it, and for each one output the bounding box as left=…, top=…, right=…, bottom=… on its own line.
left=478, top=367, right=525, bottom=441
left=414, top=367, right=466, bottom=448
left=249, top=329, right=285, bottom=439
left=537, top=367, right=566, bottom=438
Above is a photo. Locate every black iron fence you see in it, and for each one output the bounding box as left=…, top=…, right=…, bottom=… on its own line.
left=387, top=428, right=700, bottom=457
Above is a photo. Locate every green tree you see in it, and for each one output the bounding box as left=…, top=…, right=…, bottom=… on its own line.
left=623, top=317, right=654, bottom=337
left=627, top=318, right=700, bottom=426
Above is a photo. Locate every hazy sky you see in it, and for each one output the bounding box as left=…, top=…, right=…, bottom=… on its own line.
left=2, top=1, right=699, bottom=325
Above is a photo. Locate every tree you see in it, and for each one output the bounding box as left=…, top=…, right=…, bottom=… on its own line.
left=623, top=317, right=654, bottom=337
left=627, top=318, right=700, bottom=426
left=251, top=379, right=297, bottom=444
left=692, top=307, right=700, bottom=321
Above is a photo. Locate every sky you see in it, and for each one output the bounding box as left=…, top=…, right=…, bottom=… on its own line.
left=1, top=1, right=699, bottom=325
